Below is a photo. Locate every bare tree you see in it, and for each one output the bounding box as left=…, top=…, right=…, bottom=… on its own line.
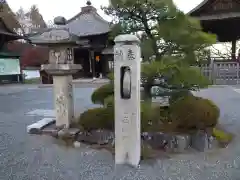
left=16, top=7, right=25, bottom=18
left=209, top=41, right=240, bottom=60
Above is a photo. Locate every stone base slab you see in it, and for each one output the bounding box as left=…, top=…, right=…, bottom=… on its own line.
left=27, top=118, right=55, bottom=134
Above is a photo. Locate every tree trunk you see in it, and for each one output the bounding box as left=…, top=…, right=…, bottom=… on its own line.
left=141, top=14, right=160, bottom=61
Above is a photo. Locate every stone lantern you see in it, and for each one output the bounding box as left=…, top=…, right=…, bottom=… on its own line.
left=29, top=16, right=82, bottom=128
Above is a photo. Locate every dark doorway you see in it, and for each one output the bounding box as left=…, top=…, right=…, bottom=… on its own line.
left=74, top=48, right=91, bottom=78
left=40, top=70, right=53, bottom=84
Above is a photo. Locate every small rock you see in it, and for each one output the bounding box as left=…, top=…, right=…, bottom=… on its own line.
left=147, top=132, right=166, bottom=149
left=73, top=141, right=81, bottom=148
left=174, top=134, right=191, bottom=152
left=208, top=136, right=216, bottom=149
left=28, top=128, right=42, bottom=135
left=92, top=130, right=113, bottom=145
left=58, top=128, right=80, bottom=139
left=76, top=132, right=89, bottom=142
left=165, top=135, right=177, bottom=152
left=191, top=130, right=209, bottom=151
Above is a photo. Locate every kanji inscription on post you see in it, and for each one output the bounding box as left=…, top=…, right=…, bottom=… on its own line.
left=122, top=113, right=130, bottom=140
left=127, top=48, right=135, bottom=60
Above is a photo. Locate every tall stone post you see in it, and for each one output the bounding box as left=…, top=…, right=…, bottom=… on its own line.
left=114, top=34, right=141, bottom=166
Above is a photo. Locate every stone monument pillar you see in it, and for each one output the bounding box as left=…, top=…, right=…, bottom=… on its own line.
left=114, top=34, right=141, bottom=166
left=29, top=16, right=82, bottom=128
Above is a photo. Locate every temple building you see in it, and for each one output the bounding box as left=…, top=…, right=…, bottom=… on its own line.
left=189, top=0, right=240, bottom=60
left=0, top=17, right=23, bottom=83
left=28, top=1, right=114, bottom=82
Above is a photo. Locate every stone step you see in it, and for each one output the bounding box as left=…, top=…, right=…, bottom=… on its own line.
left=27, top=118, right=55, bottom=134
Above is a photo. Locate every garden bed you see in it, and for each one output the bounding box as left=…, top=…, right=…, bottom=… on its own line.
left=31, top=123, right=232, bottom=160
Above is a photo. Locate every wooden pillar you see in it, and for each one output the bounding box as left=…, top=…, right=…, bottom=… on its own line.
left=0, top=35, right=5, bottom=51
left=89, top=50, right=95, bottom=78
left=232, top=40, right=236, bottom=60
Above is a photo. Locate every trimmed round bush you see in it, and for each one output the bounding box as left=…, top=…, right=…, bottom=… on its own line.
left=78, top=107, right=114, bottom=131
left=91, top=83, right=114, bottom=105
left=169, top=95, right=220, bottom=131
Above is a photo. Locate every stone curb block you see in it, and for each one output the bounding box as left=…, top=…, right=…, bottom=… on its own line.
left=27, top=118, right=56, bottom=134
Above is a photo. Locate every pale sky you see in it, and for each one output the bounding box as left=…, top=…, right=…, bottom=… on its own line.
left=6, top=0, right=203, bottom=23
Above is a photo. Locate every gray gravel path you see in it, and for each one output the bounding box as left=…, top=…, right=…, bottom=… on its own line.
left=1, top=85, right=240, bottom=180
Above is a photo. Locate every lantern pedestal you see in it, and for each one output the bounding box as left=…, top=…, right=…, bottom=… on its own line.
left=41, top=64, right=82, bottom=128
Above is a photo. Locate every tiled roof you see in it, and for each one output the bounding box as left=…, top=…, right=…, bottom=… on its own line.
left=28, top=28, right=79, bottom=45
left=66, top=13, right=110, bottom=37
left=187, top=0, right=208, bottom=15
left=0, top=2, right=21, bottom=30
left=27, top=3, right=111, bottom=39
left=0, top=18, right=23, bottom=41
left=65, top=4, right=110, bottom=37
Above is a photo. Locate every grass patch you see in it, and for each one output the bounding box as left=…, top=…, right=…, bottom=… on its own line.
left=24, top=78, right=40, bottom=84
left=213, top=127, right=233, bottom=147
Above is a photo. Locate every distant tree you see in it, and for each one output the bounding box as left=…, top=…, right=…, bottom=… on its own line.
left=21, top=46, right=48, bottom=67
left=7, top=41, right=49, bottom=67
left=28, top=5, right=47, bottom=28
left=15, top=5, right=47, bottom=35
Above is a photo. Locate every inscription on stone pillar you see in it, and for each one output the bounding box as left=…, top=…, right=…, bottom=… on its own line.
left=56, top=90, right=67, bottom=121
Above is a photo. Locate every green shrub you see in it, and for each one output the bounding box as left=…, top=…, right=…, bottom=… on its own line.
left=141, top=141, right=152, bottom=160
left=141, top=101, right=163, bottom=132
left=91, top=84, right=114, bottom=105
left=78, top=107, right=114, bottom=131
left=107, top=72, right=114, bottom=82
left=169, top=95, right=219, bottom=131
left=213, top=127, right=233, bottom=143
left=104, top=95, right=114, bottom=108
left=169, top=90, right=193, bottom=105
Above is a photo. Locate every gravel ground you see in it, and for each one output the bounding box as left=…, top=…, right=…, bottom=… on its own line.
left=1, top=84, right=240, bottom=180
